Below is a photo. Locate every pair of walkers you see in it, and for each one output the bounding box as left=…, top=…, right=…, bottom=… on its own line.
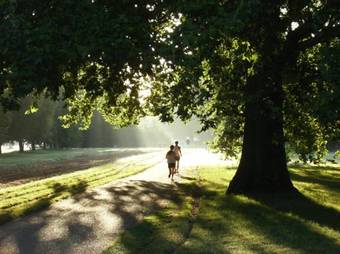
left=166, top=141, right=182, bottom=180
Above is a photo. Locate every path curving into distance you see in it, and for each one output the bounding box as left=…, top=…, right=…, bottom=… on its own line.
left=0, top=148, right=232, bottom=254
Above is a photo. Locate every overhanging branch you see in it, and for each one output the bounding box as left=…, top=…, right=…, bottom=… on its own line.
left=298, top=25, right=340, bottom=51
left=284, top=2, right=339, bottom=51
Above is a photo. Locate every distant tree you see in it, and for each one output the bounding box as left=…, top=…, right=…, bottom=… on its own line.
left=0, top=107, right=11, bottom=154
left=25, top=97, right=56, bottom=150
left=82, top=111, right=115, bottom=147
left=49, top=101, right=83, bottom=149
left=100, top=117, right=116, bottom=147
left=7, top=97, right=34, bottom=152
left=112, top=126, right=143, bottom=147
left=1, top=1, right=339, bottom=194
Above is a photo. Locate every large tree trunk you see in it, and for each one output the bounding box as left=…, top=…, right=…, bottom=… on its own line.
left=31, top=142, right=36, bottom=151
left=19, top=140, right=24, bottom=152
left=0, top=144, right=2, bottom=154
left=227, top=69, right=295, bottom=194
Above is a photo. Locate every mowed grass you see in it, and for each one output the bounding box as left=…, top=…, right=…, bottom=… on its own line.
left=0, top=152, right=162, bottom=225
left=0, top=148, right=158, bottom=187
left=104, top=164, right=340, bottom=254
left=0, top=148, right=140, bottom=167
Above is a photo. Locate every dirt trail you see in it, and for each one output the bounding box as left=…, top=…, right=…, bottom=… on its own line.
left=0, top=148, right=231, bottom=254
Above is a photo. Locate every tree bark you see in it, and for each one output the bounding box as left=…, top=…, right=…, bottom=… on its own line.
left=0, top=144, right=2, bottom=154
left=227, top=69, right=296, bottom=194
left=19, top=140, right=24, bottom=152
left=31, top=142, right=36, bottom=151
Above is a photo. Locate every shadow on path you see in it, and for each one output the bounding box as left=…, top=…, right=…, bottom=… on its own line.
left=0, top=179, right=181, bottom=254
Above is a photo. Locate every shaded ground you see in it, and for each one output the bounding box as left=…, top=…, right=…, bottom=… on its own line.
left=0, top=149, right=229, bottom=254
left=0, top=149, right=150, bottom=187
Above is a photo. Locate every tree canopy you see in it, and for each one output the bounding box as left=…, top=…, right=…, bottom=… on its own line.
left=1, top=0, right=339, bottom=193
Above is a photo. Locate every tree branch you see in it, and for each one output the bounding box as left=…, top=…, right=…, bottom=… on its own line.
left=285, top=1, right=338, bottom=44
left=298, top=25, right=340, bottom=51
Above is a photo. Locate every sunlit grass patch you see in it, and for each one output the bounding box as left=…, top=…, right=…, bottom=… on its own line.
left=0, top=153, right=160, bottom=225
left=0, top=148, right=158, bottom=187
left=0, top=148, right=116, bottom=166
left=290, top=165, right=340, bottom=211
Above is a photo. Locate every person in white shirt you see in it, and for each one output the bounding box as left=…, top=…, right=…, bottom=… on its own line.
left=173, top=141, right=182, bottom=173
left=166, top=145, right=176, bottom=180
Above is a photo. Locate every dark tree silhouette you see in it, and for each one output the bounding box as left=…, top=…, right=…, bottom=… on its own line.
left=0, top=1, right=339, bottom=193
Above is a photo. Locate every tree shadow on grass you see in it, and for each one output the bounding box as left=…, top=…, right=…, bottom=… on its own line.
left=290, top=164, right=340, bottom=172
left=108, top=181, right=340, bottom=254
left=219, top=194, right=340, bottom=254
left=101, top=168, right=340, bottom=254
left=173, top=188, right=340, bottom=254
left=238, top=166, right=340, bottom=252
left=290, top=167, right=340, bottom=192
left=236, top=165, right=340, bottom=252
left=249, top=189, right=340, bottom=233
left=179, top=175, right=196, bottom=181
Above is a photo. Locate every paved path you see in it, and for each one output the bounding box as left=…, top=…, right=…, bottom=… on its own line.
left=0, top=149, right=231, bottom=254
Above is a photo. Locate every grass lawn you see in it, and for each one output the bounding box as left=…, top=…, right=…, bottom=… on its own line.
left=0, top=148, right=145, bottom=167
left=0, top=148, right=159, bottom=187
left=104, top=164, right=340, bottom=254
left=0, top=152, right=161, bottom=225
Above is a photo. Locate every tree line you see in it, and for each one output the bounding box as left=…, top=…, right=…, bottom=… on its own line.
left=0, top=96, right=209, bottom=154
left=0, top=97, right=116, bottom=154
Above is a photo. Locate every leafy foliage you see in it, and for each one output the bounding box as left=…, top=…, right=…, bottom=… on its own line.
left=1, top=1, right=339, bottom=162
left=0, top=0, right=165, bottom=109
left=148, top=1, right=340, bottom=162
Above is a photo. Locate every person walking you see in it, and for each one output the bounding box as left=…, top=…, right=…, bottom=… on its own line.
left=166, top=145, right=176, bottom=180
left=174, top=141, right=182, bottom=173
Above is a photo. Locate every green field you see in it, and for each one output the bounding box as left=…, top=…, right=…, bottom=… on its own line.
left=0, top=148, right=158, bottom=187
left=0, top=148, right=143, bottom=167
left=104, top=164, right=340, bottom=254
left=0, top=151, right=162, bottom=225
